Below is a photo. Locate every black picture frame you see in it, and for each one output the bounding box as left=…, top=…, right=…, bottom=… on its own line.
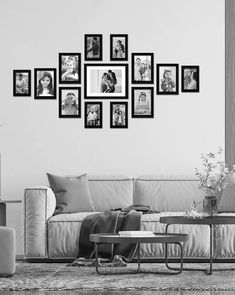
left=132, top=87, right=154, bottom=118
left=59, top=87, right=81, bottom=118
left=59, top=53, right=81, bottom=84
left=110, top=34, right=128, bottom=61
left=84, top=101, right=103, bottom=128
left=156, top=64, right=179, bottom=95
left=131, top=53, right=154, bottom=84
left=13, top=70, right=31, bottom=96
left=110, top=102, right=128, bottom=128
left=34, top=68, right=57, bottom=99
left=84, top=34, right=103, bottom=61
left=181, top=65, right=200, bottom=93
left=84, top=63, right=128, bottom=99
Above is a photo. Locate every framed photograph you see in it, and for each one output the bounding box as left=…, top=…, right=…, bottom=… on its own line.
left=132, top=87, right=154, bottom=118
left=13, top=70, right=31, bottom=96
left=84, top=102, right=102, bottom=128
left=59, top=87, right=81, bottom=118
left=157, top=64, right=179, bottom=95
left=110, top=34, right=128, bottom=61
left=59, top=53, right=81, bottom=84
left=110, top=102, right=128, bottom=128
left=34, top=68, right=56, bottom=99
left=84, top=34, right=102, bottom=61
left=181, top=65, right=200, bottom=92
left=84, top=64, right=128, bottom=99
left=132, top=53, right=154, bottom=84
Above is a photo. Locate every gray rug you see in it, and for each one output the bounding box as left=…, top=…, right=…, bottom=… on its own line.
left=1, top=262, right=235, bottom=291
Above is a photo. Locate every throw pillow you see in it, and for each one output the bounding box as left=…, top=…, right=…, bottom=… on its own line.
left=218, top=173, right=235, bottom=213
left=47, top=173, right=95, bottom=215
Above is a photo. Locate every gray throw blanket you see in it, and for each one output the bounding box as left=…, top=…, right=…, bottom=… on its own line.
left=70, top=209, right=142, bottom=267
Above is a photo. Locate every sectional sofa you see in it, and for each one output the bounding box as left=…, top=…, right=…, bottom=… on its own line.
left=24, top=175, right=235, bottom=261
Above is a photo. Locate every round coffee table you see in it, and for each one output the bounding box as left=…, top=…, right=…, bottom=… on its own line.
left=90, top=232, right=188, bottom=275
left=160, top=215, right=235, bottom=275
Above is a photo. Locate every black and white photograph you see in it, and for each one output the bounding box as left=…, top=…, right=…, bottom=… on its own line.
left=157, top=64, right=179, bottom=95
left=132, top=87, right=154, bottom=118
left=132, top=53, right=154, bottom=84
left=110, top=102, right=128, bottom=128
left=84, top=34, right=102, bottom=61
left=13, top=70, right=31, bottom=96
left=84, top=102, right=102, bottom=128
left=181, top=65, right=200, bottom=92
left=59, top=53, right=81, bottom=84
left=110, top=34, right=128, bottom=61
left=34, top=68, right=56, bottom=99
left=59, top=87, right=81, bottom=118
left=84, top=64, right=128, bottom=99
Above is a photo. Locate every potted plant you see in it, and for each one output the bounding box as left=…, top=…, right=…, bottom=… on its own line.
left=195, top=147, right=234, bottom=216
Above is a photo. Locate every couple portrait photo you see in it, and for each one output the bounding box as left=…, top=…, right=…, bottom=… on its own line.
left=84, top=64, right=128, bottom=99
left=132, top=53, right=154, bottom=84
left=110, top=34, right=128, bottom=61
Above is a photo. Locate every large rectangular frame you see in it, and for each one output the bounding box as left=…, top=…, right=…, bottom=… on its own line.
left=84, top=63, right=128, bottom=99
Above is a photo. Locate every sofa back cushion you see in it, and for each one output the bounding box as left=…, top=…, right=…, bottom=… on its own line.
left=88, top=175, right=133, bottom=211
left=134, top=175, right=204, bottom=212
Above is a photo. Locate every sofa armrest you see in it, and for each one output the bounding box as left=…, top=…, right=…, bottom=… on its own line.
left=24, top=186, right=56, bottom=259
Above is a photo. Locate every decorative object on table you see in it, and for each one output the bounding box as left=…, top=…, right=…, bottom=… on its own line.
left=156, top=64, right=179, bottom=95
left=110, top=34, right=128, bottom=61
left=84, top=64, right=128, bottom=99
left=59, top=53, right=81, bottom=84
left=195, top=147, right=234, bottom=216
left=34, top=68, right=56, bottom=99
left=185, top=201, right=203, bottom=219
left=84, top=102, right=103, bottom=129
left=131, top=87, right=154, bottom=118
left=59, top=87, right=81, bottom=118
left=181, top=65, right=200, bottom=93
left=131, top=53, right=154, bottom=84
left=84, top=34, right=103, bottom=61
left=13, top=70, right=31, bottom=96
left=110, top=102, right=128, bottom=129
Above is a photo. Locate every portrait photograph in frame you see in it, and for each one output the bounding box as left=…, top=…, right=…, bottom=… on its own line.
left=132, top=53, right=154, bottom=84
left=181, top=65, right=200, bottom=92
left=34, top=68, right=56, bottom=99
left=110, top=34, right=128, bottom=61
left=13, top=70, right=31, bottom=96
left=59, top=53, right=81, bottom=84
left=59, top=87, right=81, bottom=118
left=132, top=87, right=154, bottom=118
left=84, top=64, right=128, bottom=99
left=110, top=102, right=128, bottom=128
left=84, top=34, right=103, bottom=61
left=84, top=101, right=103, bottom=128
left=157, top=64, right=179, bottom=95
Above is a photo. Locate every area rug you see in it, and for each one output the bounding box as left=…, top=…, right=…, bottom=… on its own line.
left=1, top=262, right=235, bottom=291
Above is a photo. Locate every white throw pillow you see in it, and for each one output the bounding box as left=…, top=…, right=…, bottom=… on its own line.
left=218, top=173, right=235, bottom=213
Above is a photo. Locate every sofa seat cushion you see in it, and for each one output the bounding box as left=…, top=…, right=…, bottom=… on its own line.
left=47, top=211, right=211, bottom=259
left=214, top=213, right=235, bottom=258
left=140, top=212, right=210, bottom=258
left=47, top=212, right=99, bottom=258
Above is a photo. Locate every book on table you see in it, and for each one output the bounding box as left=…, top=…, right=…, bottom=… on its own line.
left=119, top=231, right=155, bottom=237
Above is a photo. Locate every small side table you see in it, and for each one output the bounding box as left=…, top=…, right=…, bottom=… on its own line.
left=0, top=200, right=22, bottom=226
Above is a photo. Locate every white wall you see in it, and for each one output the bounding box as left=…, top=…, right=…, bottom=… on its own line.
left=0, top=0, right=225, bottom=255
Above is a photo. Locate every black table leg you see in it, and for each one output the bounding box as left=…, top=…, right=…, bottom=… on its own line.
left=0, top=203, right=6, bottom=226
left=206, top=224, right=213, bottom=275
left=137, top=243, right=141, bottom=272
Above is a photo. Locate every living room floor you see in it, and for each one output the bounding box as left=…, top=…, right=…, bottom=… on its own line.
left=0, top=292, right=235, bottom=295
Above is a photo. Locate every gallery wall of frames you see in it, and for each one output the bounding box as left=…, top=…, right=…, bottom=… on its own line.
left=13, top=34, right=200, bottom=129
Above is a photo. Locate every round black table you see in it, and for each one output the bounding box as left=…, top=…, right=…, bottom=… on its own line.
left=90, top=232, right=188, bottom=275
left=160, top=215, right=235, bottom=275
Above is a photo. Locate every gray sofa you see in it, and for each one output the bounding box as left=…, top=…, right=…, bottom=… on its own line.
left=24, top=175, right=235, bottom=260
